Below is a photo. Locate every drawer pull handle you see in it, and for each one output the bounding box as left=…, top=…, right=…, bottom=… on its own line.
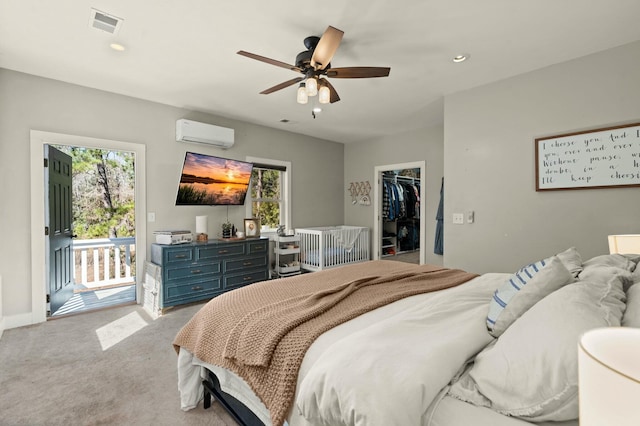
left=191, top=286, right=203, bottom=291
left=218, top=250, right=229, bottom=254
left=175, top=254, right=187, bottom=258
left=243, top=276, right=252, bottom=281
left=243, top=262, right=253, bottom=266
left=191, top=270, right=202, bottom=274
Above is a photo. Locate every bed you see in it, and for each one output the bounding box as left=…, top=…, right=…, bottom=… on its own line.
left=173, top=247, right=640, bottom=426
left=296, top=226, right=369, bottom=272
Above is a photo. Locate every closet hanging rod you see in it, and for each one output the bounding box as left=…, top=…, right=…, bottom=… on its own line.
left=383, top=175, right=418, bottom=183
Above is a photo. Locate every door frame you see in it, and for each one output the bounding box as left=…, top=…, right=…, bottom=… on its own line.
left=30, top=130, right=147, bottom=324
left=373, top=161, right=426, bottom=264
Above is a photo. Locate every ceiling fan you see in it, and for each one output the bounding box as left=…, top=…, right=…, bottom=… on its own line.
left=237, top=26, right=391, bottom=105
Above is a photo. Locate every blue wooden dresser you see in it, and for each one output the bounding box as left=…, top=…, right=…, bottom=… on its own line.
left=150, top=238, right=269, bottom=309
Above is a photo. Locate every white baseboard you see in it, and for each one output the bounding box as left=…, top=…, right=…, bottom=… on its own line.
left=0, top=274, right=46, bottom=336
left=0, top=274, right=3, bottom=339
left=3, top=312, right=37, bottom=331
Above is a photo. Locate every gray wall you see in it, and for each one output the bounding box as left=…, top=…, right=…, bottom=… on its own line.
left=0, top=68, right=343, bottom=320
left=3, top=39, right=639, bottom=325
left=344, top=126, right=445, bottom=266
left=443, top=40, right=640, bottom=274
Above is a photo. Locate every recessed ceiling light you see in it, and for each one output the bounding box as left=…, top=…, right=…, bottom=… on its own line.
left=453, top=54, right=470, bottom=63
left=110, top=43, right=126, bottom=52
left=280, top=119, right=290, bottom=123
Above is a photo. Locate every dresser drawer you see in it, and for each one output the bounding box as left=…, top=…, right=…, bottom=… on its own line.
left=224, top=255, right=267, bottom=273
left=164, top=247, right=195, bottom=264
left=164, top=278, right=222, bottom=303
left=165, top=262, right=221, bottom=283
left=224, top=268, right=269, bottom=290
left=247, top=240, right=268, bottom=254
left=197, top=243, right=245, bottom=260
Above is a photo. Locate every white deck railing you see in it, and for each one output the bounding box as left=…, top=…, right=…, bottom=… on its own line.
left=72, top=237, right=136, bottom=288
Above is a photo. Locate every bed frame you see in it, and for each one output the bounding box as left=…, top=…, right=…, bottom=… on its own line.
left=297, top=226, right=370, bottom=272
left=202, top=369, right=265, bottom=426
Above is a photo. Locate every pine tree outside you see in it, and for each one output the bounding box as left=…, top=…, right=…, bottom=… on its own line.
left=54, top=145, right=136, bottom=285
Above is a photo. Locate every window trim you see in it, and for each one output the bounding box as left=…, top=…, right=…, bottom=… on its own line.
left=245, top=156, right=291, bottom=233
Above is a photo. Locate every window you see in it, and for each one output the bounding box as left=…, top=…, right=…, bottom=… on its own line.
left=246, top=157, right=291, bottom=232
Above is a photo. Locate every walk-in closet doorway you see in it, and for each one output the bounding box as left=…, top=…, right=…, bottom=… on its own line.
left=373, top=161, right=426, bottom=264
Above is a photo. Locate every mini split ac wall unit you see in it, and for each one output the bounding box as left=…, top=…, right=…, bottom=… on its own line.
left=176, top=119, right=235, bottom=149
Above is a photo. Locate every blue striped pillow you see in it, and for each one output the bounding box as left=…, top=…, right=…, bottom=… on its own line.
left=488, top=259, right=547, bottom=319
left=487, top=256, right=573, bottom=337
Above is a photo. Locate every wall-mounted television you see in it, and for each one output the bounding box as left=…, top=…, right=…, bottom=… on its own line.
left=176, top=152, right=253, bottom=206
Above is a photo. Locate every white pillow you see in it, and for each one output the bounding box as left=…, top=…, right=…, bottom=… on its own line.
left=580, top=256, right=635, bottom=292
left=486, top=256, right=573, bottom=337
left=623, top=283, right=640, bottom=327
left=555, top=247, right=583, bottom=278
left=633, top=265, right=640, bottom=284
left=580, top=253, right=636, bottom=273
left=449, top=276, right=626, bottom=422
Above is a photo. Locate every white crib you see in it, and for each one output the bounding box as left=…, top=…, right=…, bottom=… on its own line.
left=296, top=226, right=370, bottom=272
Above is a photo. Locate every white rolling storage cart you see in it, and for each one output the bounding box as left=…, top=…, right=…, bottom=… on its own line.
left=274, top=234, right=301, bottom=278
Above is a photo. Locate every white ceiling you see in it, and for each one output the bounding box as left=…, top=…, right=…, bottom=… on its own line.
left=2, top=1, right=640, bottom=144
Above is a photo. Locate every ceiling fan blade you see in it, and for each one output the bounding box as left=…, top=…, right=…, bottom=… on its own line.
left=326, top=67, right=391, bottom=78
left=260, top=77, right=304, bottom=94
left=324, top=80, right=341, bottom=103
left=311, top=26, right=344, bottom=70
left=237, top=50, right=303, bottom=73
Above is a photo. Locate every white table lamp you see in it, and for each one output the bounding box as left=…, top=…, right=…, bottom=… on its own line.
left=608, top=234, right=640, bottom=254
left=578, top=327, right=640, bottom=425
left=195, top=215, right=208, bottom=241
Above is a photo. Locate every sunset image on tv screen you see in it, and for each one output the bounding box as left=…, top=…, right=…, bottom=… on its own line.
left=176, top=152, right=253, bottom=205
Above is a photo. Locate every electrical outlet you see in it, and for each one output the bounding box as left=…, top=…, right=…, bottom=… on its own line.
left=452, top=213, right=464, bottom=224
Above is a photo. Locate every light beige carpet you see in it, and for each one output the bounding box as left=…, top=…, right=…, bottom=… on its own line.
left=0, top=302, right=239, bottom=426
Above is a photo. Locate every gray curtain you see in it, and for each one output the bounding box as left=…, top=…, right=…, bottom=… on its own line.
left=434, top=177, right=444, bottom=255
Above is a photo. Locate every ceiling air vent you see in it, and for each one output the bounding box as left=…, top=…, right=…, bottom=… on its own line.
left=89, top=8, right=123, bottom=35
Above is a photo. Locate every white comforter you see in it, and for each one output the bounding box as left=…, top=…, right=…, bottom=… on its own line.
left=178, top=273, right=509, bottom=426
left=295, top=273, right=503, bottom=426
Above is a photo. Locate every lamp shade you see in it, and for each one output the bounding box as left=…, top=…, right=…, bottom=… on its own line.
left=578, top=327, right=640, bottom=426
left=608, top=234, right=640, bottom=254
left=195, top=215, right=208, bottom=234
left=297, top=83, right=308, bottom=104
left=306, top=77, right=318, bottom=96
left=318, top=85, right=330, bottom=104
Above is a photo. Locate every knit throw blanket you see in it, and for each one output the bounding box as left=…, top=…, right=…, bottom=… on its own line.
left=173, top=260, right=478, bottom=426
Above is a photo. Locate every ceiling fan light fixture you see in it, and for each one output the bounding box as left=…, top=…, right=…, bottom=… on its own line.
left=238, top=25, right=390, bottom=106
left=318, top=84, right=331, bottom=104
left=306, top=77, right=318, bottom=96
left=297, top=82, right=308, bottom=104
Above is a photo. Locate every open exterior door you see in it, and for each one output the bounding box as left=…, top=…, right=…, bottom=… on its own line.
left=45, top=145, right=74, bottom=314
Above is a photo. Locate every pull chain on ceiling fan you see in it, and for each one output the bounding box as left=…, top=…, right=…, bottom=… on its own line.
left=237, top=26, right=391, bottom=106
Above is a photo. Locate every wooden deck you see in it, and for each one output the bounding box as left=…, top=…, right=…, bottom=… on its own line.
left=51, top=284, right=136, bottom=317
